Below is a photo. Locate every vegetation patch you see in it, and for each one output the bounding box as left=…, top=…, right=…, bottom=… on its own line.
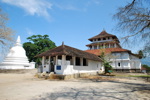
left=129, top=75, right=150, bottom=78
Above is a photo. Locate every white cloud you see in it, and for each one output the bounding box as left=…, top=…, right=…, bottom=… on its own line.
left=1, top=0, right=52, bottom=19
left=55, top=3, right=79, bottom=11
left=53, top=0, right=101, bottom=12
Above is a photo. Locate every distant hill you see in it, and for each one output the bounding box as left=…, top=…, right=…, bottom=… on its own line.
left=141, top=57, right=150, bottom=66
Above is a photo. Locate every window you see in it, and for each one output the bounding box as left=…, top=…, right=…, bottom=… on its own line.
left=76, top=57, right=80, bottom=66
left=83, top=58, right=88, bottom=66
left=103, top=38, right=106, bottom=40
left=58, top=56, right=62, bottom=59
left=118, top=63, right=121, bottom=67
left=98, top=38, right=101, bottom=41
left=46, top=56, right=49, bottom=59
left=66, top=56, right=72, bottom=60
left=57, top=65, right=61, bottom=70
left=108, top=37, right=109, bottom=39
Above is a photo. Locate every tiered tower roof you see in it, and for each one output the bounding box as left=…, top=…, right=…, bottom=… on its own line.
left=85, top=30, right=136, bottom=56
left=88, top=30, right=120, bottom=43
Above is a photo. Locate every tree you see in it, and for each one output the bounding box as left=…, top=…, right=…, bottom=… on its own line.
left=99, top=51, right=113, bottom=74
left=134, top=50, right=144, bottom=59
left=0, top=8, right=14, bottom=59
left=23, top=35, right=56, bottom=64
left=114, top=0, right=150, bottom=56
left=0, top=8, right=14, bottom=45
left=143, top=44, right=150, bottom=56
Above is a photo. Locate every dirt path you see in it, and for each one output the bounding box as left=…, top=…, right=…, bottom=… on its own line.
left=0, top=70, right=150, bottom=100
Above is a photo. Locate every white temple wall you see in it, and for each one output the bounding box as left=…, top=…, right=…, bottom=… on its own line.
left=130, top=60, right=141, bottom=69
left=130, top=55, right=141, bottom=69
left=55, top=59, right=103, bottom=75
left=74, top=60, right=101, bottom=72
left=111, top=52, right=131, bottom=69
left=121, top=61, right=130, bottom=69
left=42, top=64, right=50, bottom=72
left=110, top=52, right=141, bottom=70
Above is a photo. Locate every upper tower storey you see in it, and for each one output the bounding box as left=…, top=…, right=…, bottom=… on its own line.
left=86, top=30, right=122, bottom=50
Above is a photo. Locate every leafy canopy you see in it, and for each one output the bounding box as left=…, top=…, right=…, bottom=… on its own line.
left=23, top=35, right=56, bottom=63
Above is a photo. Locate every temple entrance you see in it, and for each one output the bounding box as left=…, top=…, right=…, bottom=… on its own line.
left=50, top=57, right=55, bottom=72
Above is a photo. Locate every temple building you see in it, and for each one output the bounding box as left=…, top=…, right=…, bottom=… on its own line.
left=85, top=30, right=141, bottom=72
left=36, top=43, right=104, bottom=75
left=0, top=36, right=35, bottom=69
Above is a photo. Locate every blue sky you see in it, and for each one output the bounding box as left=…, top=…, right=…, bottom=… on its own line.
left=0, top=0, right=143, bottom=53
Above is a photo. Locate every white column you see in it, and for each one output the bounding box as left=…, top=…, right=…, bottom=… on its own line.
left=62, top=55, right=66, bottom=66
left=114, top=43, right=117, bottom=48
left=92, top=45, right=94, bottom=49
left=97, top=45, right=99, bottom=49
left=103, top=44, right=105, bottom=48
left=109, top=44, right=110, bottom=48
left=73, top=56, right=76, bottom=66
left=55, top=56, right=58, bottom=65
left=42, top=56, right=45, bottom=66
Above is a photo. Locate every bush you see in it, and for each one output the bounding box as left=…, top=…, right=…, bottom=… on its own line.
left=104, top=62, right=113, bottom=74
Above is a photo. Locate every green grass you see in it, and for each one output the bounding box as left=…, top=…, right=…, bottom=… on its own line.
left=114, top=74, right=150, bottom=78
left=129, top=75, right=150, bottom=78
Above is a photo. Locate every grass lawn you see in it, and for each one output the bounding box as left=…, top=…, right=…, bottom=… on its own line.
left=109, top=73, right=150, bottom=78
left=129, top=75, right=150, bottom=78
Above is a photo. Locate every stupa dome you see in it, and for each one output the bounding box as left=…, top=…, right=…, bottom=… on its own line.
left=0, top=36, right=35, bottom=69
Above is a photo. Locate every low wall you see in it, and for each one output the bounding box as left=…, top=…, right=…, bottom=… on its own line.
left=37, top=71, right=99, bottom=80
left=113, top=69, right=141, bottom=73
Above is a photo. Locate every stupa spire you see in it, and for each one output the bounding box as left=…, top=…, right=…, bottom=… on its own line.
left=15, top=36, right=21, bottom=46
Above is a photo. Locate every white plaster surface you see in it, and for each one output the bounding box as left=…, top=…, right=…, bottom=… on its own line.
left=55, top=59, right=103, bottom=75
left=111, top=52, right=141, bottom=70
left=0, top=36, right=35, bottom=69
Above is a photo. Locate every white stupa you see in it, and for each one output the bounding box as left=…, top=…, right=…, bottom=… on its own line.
left=0, top=36, right=35, bottom=69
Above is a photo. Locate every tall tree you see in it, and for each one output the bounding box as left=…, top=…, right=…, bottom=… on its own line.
left=23, top=35, right=56, bottom=64
left=0, top=8, right=14, bottom=60
left=114, top=0, right=150, bottom=56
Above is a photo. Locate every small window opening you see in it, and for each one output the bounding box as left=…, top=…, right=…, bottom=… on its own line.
left=98, top=38, right=101, bottom=41
left=83, top=58, right=88, bottom=66
left=66, top=56, right=72, bottom=60
left=76, top=57, right=80, bottom=66
left=58, top=56, right=62, bottom=59
left=103, top=38, right=106, bottom=40
left=46, top=56, right=49, bottom=59
left=118, top=63, right=120, bottom=67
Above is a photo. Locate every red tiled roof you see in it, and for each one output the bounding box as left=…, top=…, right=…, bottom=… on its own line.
left=141, top=66, right=147, bottom=70
left=36, top=44, right=101, bottom=61
left=85, top=48, right=131, bottom=56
